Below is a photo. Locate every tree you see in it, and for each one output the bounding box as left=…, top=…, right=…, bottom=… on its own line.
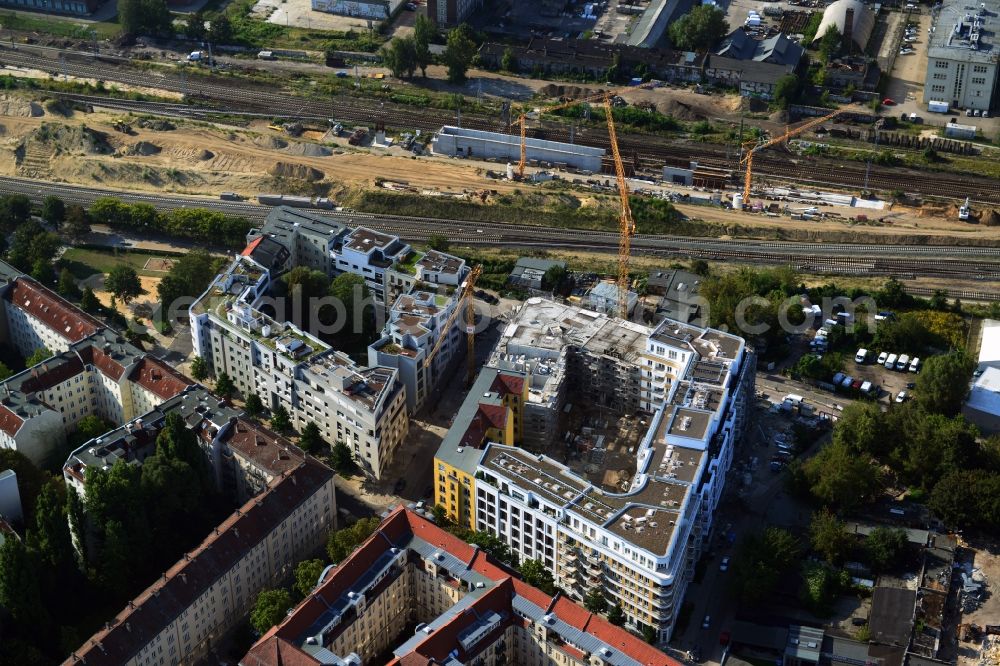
left=41, top=195, right=65, bottom=227
left=818, top=25, right=842, bottom=62
left=215, top=372, right=236, bottom=399
left=270, top=405, right=291, bottom=432
left=28, top=483, right=73, bottom=574
left=642, top=625, right=658, bottom=644
left=57, top=268, right=79, bottom=298
left=30, top=259, right=51, bottom=284
left=809, top=509, right=853, bottom=564
left=773, top=74, right=802, bottom=110
left=331, top=440, right=356, bottom=475
left=207, top=13, right=233, bottom=45
left=0, top=537, right=47, bottom=628
left=156, top=249, right=224, bottom=324
left=584, top=588, right=608, bottom=614
left=326, top=517, right=380, bottom=563
left=929, top=470, right=1000, bottom=532
left=382, top=36, right=418, bottom=78
left=299, top=421, right=324, bottom=454
left=0, top=194, right=32, bottom=232
left=105, top=265, right=144, bottom=305
left=155, top=412, right=213, bottom=493
left=80, top=286, right=99, bottom=312
left=190, top=355, right=210, bottom=382
left=865, top=527, right=908, bottom=573
left=803, top=440, right=883, bottom=513
left=185, top=10, right=207, bottom=40
left=118, top=0, right=171, bottom=36
left=76, top=415, right=113, bottom=442
left=916, top=351, right=975, bottom=417
left=501, top=47, right=517, bottom=73
left=667, top=5, right=727, bottom=51
left=467, top=530, right=516, bottom=567
left=0, top=362, right=10, bottom=381
left=731, top=527, right=800, bottom=603
left=63, top=204, right=91, bottom=244
left=7, top=220, right=61, bottom=273
left=0, top=450, right=49, bottom=521
left=294, top=559, right=326, bottom=597
left=244, top=393, right=265, bottom=418
left=607, top=604, right=625, bottom=626
left=25, top=347, right=52, bottom=367
left=413, top=13, right=435, bottom=76
left=444, top=24, right=477, bottom=84
left=519, top=559, right=556, bottom=595
left=329, top=273, right=374, bottom=343
left=542, top=264, right=567, bottom=291
left=250, top=588, right=293, bottom=635
left=428, top=234, right=451, bottom=252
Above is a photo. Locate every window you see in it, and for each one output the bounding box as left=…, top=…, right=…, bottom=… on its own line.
left=934, top=60, right=949, bottom=69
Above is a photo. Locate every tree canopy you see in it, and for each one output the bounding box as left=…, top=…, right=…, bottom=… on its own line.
left=294, top=558, right=326, bottom=597
left=326, top=517, right=381, bottom=563
left=250, top=588, right=293, bottom=634
left=118, top=0, right=172, bottom=36
left=731, top=527, right=800, bottom=603
left=809, top=509, right=853, bottom=564
left=105, top=264, right=144, bottom=305
left=667, top=5, right=728, bottom=51
left=444, top=24, right=477, bottom=84
left=520, top=558, right=556, bottom=595
left=915, top=351, right=975, bottom=416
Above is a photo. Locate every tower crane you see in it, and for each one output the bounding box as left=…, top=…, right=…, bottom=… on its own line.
left=423, top=265, right=483, bottom=387
left=512, top=92, right=634, bottom=319
left=739, top=108, right=844, bottom=205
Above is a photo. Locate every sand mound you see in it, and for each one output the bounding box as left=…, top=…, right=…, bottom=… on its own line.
left=255, top=135, right=288, bottom=150
left=128, top=141, right=161, bottom=156
left=197, top=149, right=214, bottom=160
left=269, top=162, right=324, bottom=181
left=770, top=110, right=791, bottom=123
left=285, top=142, right=332, bottom=157
left=982, top=209, right=1000, bottom=226
left=136, top=118, right=176, bottom=131
left=539, top=84, right=602, bottom=100
left=31, top=123, right=112, bottom=155
left=659, top=99, right=705, bottom=121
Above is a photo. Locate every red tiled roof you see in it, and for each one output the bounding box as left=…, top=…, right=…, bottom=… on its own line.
left=459, top=404, right=508, bottom=448
left=242, top=236, right=264, bottom=257
left=128, top=357, right=192, bottom=400
left=20, top=356, right=85, bottom=393
left=248, top=508, right=679, bottom=666
left=0, top=404, right=24, bottom=437
left=489, top=372, right=525, bottom=398
left=242, top=636, right=321, bottom=666
left=6, top=278, right=101, bottom=343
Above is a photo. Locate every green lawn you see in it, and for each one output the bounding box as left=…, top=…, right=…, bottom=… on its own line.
left=61, top=247, right=178, bottom=279
left=0, top=10, right=119, bottom=39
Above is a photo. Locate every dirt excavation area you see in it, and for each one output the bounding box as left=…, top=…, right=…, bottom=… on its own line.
left=0, top=91, right=997, bottom=243
left=0, top=92, right=525, bottom=200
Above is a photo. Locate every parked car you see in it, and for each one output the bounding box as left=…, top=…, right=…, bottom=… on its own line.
left=720, top=556, right=730, bottom=572
left=878, top=351, right=889, bottom=364
left=895, top=390, right=909, bottom=403
left=702, top=615, right=711, bottom=629
left=855, top=348, right=868, bottom=363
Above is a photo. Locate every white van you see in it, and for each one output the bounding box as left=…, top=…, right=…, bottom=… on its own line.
left=877, top=351, right=888, bottom=365
left=896, top=354, right=910, bottom=371
left=783, top=394, right=804, bottom=405
left=855, top=348, right=868, bottom=363
left=885, top=353, right=898, bottom=369
left=909, top=357, right=921, bottom=372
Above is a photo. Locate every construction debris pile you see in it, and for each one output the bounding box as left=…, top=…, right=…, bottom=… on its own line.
left=958, top=562, right=989, bottom=613
left=979, top=634, right=1000, bottom=666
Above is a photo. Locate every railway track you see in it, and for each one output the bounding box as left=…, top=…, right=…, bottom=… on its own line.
left=4, top=43, right=1000, bottom=206
left=1, top=175, right=998, bottom=287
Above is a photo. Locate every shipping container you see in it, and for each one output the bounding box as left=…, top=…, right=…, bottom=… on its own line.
left=928, top=100, right=949, bottom=113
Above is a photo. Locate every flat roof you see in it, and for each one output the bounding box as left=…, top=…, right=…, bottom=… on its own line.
left=979, top=319, right=1000, bottom=368
left=928, top=0, right=1000, bottom=64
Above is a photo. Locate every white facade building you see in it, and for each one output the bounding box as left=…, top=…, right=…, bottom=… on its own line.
left=924, top=0, right=1000, bottom=112
left=443, top=300, right=753, bottom=643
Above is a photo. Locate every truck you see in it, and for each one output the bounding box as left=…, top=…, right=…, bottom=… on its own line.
left=928, top=100, right=950, bottom=114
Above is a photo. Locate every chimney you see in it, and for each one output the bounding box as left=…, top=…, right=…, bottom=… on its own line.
left=843, top=7, right=854, bottom=53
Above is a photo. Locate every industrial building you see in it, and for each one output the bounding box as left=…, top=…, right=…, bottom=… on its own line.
left=434, top=299, right=755, bottom=643
left=810, top=0, right=876, bottom=53
left=432, top=125, right=605, bottom=173
left=0, top=0, right=103, bottom=16
left=923, top=0, right=1000, bottom=112
left=628, top=0, right=695, bottom=47
left=311, top=0, right=399, bottom=20
left=240, top=506, right=677, bottom=666
left=964, top=367, right=1000, bottom=434
left=716, top=31, right=804, bottom=68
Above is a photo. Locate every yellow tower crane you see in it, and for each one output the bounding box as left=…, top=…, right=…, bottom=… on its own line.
left=740, top=108, right=844, bottom=204
left=423, top=264, right=483, bottom=387
left=513, top=92, right=634, bottom=319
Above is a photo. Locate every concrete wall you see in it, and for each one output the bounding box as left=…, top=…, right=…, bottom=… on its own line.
left=311, top=0, right=392, bottom=19
left=432, top=126, right=605, bottom=173
left=663, top=165, right=694, bottom=185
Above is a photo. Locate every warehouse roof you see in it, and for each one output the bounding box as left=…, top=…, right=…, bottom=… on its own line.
left=811, top=0, right=875, bottom=51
